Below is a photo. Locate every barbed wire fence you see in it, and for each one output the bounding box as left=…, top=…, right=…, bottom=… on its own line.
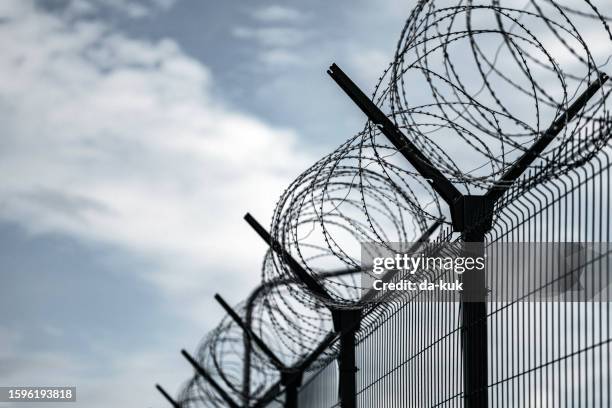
left=156, top=1, right=612, bottom=407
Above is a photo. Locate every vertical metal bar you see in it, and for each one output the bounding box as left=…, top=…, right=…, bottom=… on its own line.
left=333, top=309, right=361, bottom=408
left=461, top=232, right=488, bottom=408
left=243, top=328, right=252, bottom=407
left=285, top=383, right=298, bottom=408
left=338, top=328, right=358, bottom=408
left=280, top=372, right=303, bottom=408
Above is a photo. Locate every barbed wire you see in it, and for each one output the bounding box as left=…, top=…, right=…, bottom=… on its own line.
left=379, top=0, right=611, bottom=189
left=175, top=1, right=612, bottom=406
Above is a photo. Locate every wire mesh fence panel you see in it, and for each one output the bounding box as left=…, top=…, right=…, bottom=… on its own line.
left=288, top=149, right=612, bottom=407
left=485, top=147, right=612, bottom=407
left=354, top=301, right=463, bottom=408
left=297, top=359, right=339, bottom=408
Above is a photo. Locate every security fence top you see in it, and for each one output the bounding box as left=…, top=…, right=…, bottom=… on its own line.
left=327, top=63, right=609, bottom=408
left=328, top=63, right=610, bottom=222
left=252, top=331, right=340, bottom=408
left=486, top=72, right=610, bottom=203
left=155, top=384, right=181, bottom=408
left=167, top=3, right=612, bottom=408
left=180, top=349, right=240, bottom=408
left=327, top=63, right=462, bottom=206
left=244, top=212, right=334, bottom=303
left=244, top=220, right=445, bottom=407
left=245, top=211, right=362, bottom=407
left=214, top=293, right=287, bottom=370
left=241, top=266, right=366, bottom=406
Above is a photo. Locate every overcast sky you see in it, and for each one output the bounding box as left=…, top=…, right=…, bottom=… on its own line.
left=0, top=1, right=408, bottom=407
left=1, top=1, right=611, bottom=407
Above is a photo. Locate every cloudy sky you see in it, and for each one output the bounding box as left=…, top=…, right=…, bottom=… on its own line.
left=0, top=0, right=409, bottom=406
left=2, top=1, right=611, bottom=407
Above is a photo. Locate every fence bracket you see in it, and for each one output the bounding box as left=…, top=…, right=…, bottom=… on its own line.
left=156, top=384, right=181, bottom=408
left=181, top=349, right=240, bottom=408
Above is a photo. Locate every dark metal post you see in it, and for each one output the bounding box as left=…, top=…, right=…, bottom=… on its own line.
left=326, top=63, right=462, bottom=206
left=456, top=197, right=492, bottom=407
left=280, top=371, right=303, bottom=408
left=155, top=384, right=181, bottom=408
left=244, top=213, right=334, bottom=302
left=486, top=72, right=609, bottom=203
left=332, top=309, right=362, bottom=408
left=242, top=326, right=252, bottom=407
left=216, top=292, right=295, bottom=407
left=284, top=383, right=298, bottom=408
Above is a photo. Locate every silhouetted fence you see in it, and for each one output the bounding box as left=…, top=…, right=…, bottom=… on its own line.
left=156, top=2, right=612, bottom=407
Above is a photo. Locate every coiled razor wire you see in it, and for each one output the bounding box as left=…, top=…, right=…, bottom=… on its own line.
left=267, top=0, right=611, bottom=308
left=177, top=1, right=612, bottom=406
left=379, top=0, right=611, bottom=190
left=255, top=253, right=335, bottom=362
left=178, top=304, right=284, bottom=406
left=269, top=131, right=444, bottom=309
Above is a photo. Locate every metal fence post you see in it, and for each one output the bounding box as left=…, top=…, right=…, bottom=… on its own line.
left=332, top=309, right=362, bottom=408
left=456, top=197, right=492, bottom=407
left=328, top=63, right=608, bottom=408
left=280, top=371, right=303, bottom=408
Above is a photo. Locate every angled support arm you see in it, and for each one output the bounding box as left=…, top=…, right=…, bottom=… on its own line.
left=215, top=293, right=287, bottom=370
left=486, top=72, right=609, bottom=202
left=244, top=213, right=334, bottom=303
left=155, top=384, right=181, bottom=408
left=181, top=350, right=240, bottom=408
left=327, top=63, right=462, bottom=206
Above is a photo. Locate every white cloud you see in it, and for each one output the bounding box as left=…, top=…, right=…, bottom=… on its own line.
left=0, top=0, right=311, bottom=315
left=232, top=26, right=308, bottom=48
left=232, top=6, right=311, bottom=68
left=0, top=325, right=188, bottom=407
left=0, top=1, right=314, bottom=402
left=55, top=0, right=177, bottom=19
left=231, top=25, right=310, bottom=68
left=348, top=47, right=392, bottom=85
left=259, top=48, right=304, bottom=66
left=252, top=5, right=304, bottom=22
